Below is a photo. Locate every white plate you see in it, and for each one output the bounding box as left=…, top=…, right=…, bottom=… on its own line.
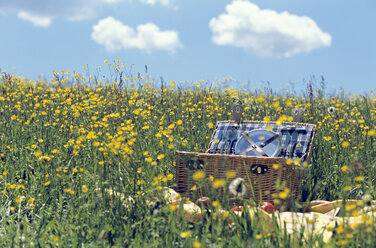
left=234, top=129, right=281, bottom=157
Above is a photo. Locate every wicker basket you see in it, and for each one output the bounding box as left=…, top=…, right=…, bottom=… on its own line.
left=175, top=121, right=316, bottom=204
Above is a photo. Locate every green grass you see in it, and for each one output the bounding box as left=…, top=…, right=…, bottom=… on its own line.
left=0, top=69, right=376, bottom=247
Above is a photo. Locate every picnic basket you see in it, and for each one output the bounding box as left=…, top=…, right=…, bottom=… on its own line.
left=175, top=116, right=316, bottom=204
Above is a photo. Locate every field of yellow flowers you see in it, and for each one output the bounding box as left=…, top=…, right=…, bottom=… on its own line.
left=0, top=64, right=376, bottom=247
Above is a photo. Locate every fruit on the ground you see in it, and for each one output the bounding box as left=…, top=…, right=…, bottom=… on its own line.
left=232, top=206, right=243, bottom=211
left=260, top=202, right=275, bottom=213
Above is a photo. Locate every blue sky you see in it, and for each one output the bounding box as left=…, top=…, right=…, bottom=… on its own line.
left=0, top=0, right=375, bottom=94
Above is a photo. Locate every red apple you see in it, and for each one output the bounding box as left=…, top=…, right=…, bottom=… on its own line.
left=260, top=202, right=275, bottom=214
left=232, top=206, right=243, bottom=212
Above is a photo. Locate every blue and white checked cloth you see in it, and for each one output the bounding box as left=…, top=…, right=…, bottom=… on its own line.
left=207, top=121, right=314, bottom=163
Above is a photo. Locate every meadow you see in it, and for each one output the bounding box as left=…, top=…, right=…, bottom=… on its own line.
left=0, top=63, right=376, bottom=247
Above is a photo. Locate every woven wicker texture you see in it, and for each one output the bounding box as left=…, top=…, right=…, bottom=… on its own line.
left=176, top=151, right=306, bottom=203
left=175, top=121, right=316, bottom=203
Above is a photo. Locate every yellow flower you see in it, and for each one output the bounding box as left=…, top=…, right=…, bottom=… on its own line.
left=212, top=179, right=226, bottom=189
left=51, top=149, right=60, bottom=154
left=368, top=129, right=376, bottom=136
left=38, top=156, right=51, bottom=162
left=192, top=171, right=205, bottom=181
left=157, top=154, right=165, bottom=160
left=53, top=236, right=59, bottom=242
left=342, top=141, right=350, bottom=148
left=207, top=122, right=214, bottom=129
left=166, top=173, right=173, bottom=180
left=293, top=158, right=301, bottom=166
left=169, top=204, right=176, bottom=211
left=278, top=188, right=290, bottom=199
left=35, top=151, right=43, bottom=157
left=86, top=131, right=97, bottom=139
left=180, top=231, right=191, bottom=238
left=343, top=186, right=352, bottom=191
left=44, top=181, right=50, bottom=186
left=212, top=201, right=221, bottom=209
left=263, top=116, right=270, bottom=123
left=355, top=176, right=364, bottom=182
left=225, top=170, right=237, bottom=179
left=170, top=81, right=176, bottom=87
left=279, top=191, right=288, bottom=199
left=255, top=234, right=263, bottom=240
left=192, top=241, right=201, bottom=248
left=82, top=185, right=88, bottom=193
left=326, top=225, right=333, bottom=232
left=336, top=225, right=344, bottom=234
left=337, top=240, right=348, bottom=246
left=341, top=165, right=349, bottom=172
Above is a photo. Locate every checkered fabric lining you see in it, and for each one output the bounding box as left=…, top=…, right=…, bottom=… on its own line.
left=208, top=122, right=314, bottom=162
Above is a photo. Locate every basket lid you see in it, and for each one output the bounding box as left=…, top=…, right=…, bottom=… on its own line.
left=207, top=121, right=316, bottom=165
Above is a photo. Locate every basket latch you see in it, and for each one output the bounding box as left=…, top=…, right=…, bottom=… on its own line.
left=232, top=104, right=244, bottom=124
left=292, top=108, right=303, bottom=122
left=251, top=164, right=268, bottom=174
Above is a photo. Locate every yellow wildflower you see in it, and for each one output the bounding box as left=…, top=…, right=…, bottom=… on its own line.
left=212, top=179, right=226, bottom=189
left=180, top=231, right=191, bottom=238
left=192, top=171, right=205, bottom=181
left=82, top=185, right=88, bottom=193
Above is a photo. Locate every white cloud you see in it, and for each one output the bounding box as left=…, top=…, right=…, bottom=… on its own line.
left=17, top=11, right=51, bottom=27
left=0, top=0, right=123, bottom=26
left=209, top=0, right=331, bottom=57
left=91, top=17, right=182, bottom=53
left=0, top=0, right=174, bottom=27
